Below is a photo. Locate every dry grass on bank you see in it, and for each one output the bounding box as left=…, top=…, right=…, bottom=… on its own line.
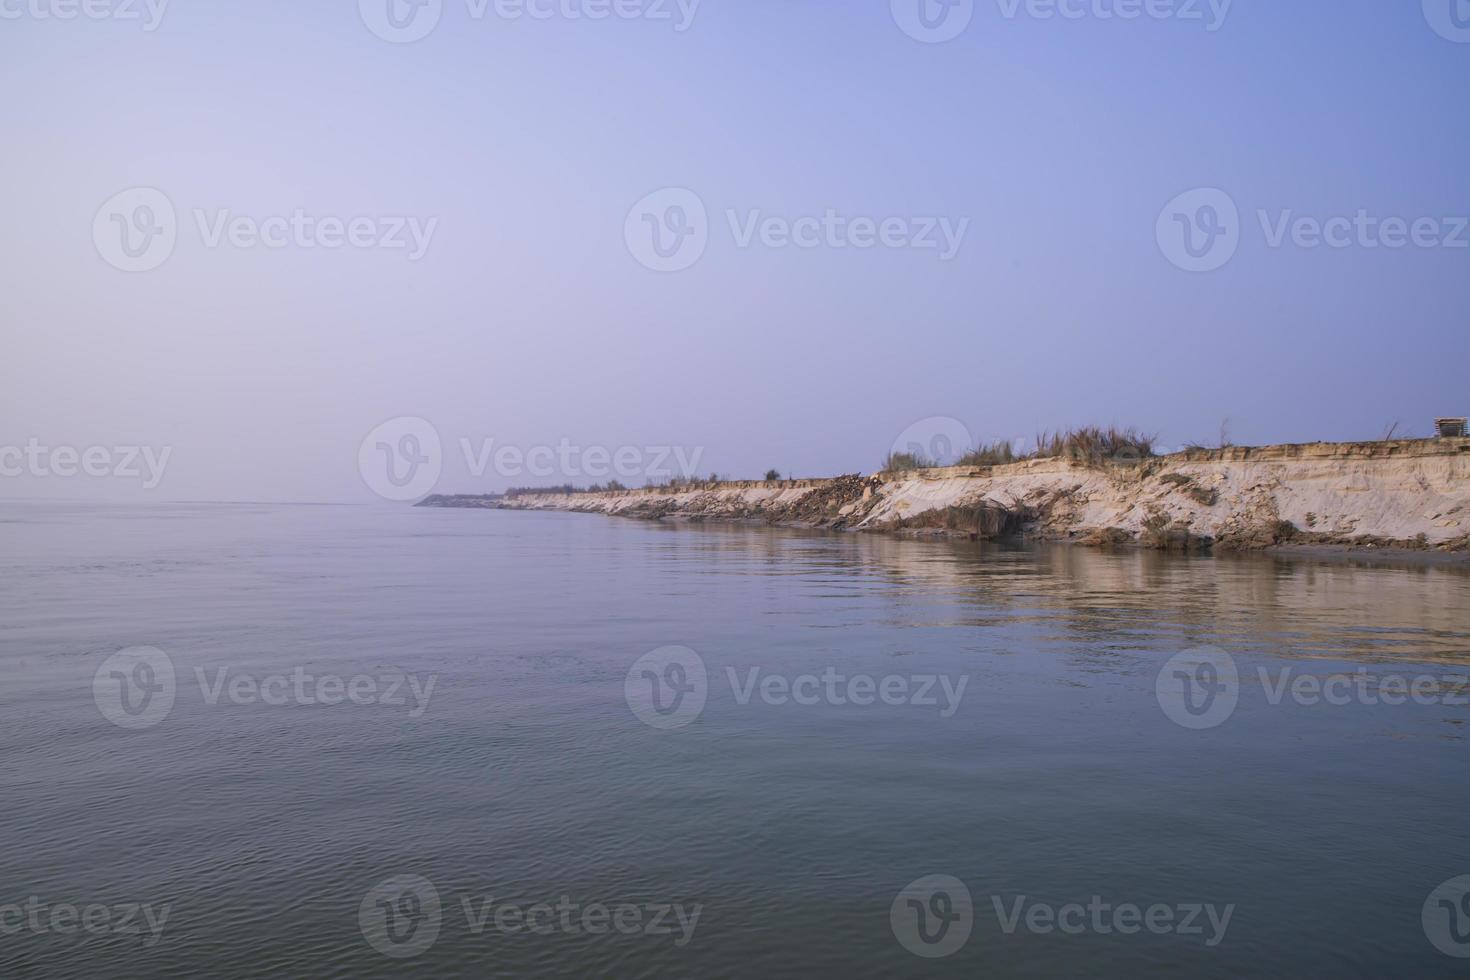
left=881, top=426, right=1156, bottom=473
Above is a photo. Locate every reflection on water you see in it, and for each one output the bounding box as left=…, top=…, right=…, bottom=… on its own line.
left=646, top=520, right=1470, bottom=666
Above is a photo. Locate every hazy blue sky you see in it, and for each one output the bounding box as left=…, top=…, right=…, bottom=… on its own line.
left=3, top=0, right=1468, bottom=501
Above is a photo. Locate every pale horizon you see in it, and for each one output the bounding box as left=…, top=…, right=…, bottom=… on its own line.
left=5, top=1, right=1467, bottom=504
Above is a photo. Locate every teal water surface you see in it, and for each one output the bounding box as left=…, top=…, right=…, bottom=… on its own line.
left=1, top=501, right=1468, bottom=977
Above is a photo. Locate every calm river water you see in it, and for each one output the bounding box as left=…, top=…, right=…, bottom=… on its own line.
left=1, top=501, right=1468, bottom=977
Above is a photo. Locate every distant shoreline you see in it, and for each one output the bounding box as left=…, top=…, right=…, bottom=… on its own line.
left=419, top=437, right=1470, bottom=556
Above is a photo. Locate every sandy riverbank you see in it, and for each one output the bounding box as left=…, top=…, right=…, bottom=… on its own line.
left=419, top=438, right=1470, bottom=553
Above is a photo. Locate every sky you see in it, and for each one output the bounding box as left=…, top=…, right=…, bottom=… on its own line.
left=3, top=0, right=1468, bottom=502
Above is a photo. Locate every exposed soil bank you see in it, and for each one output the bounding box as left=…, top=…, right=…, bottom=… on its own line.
left=419, top=438, right=1470, bottom=554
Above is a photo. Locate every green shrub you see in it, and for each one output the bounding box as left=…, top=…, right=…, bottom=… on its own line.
left=956, top=440, right=1021, bottom=467
left=880, top=451, right=935, bottom=473
left=882, top=426, right=1155, bottom=473
left=1031, top=426, right=1155, bottom=464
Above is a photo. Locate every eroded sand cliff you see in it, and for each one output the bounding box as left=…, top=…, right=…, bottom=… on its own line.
left=420, top=439, right=1470, bottom=552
